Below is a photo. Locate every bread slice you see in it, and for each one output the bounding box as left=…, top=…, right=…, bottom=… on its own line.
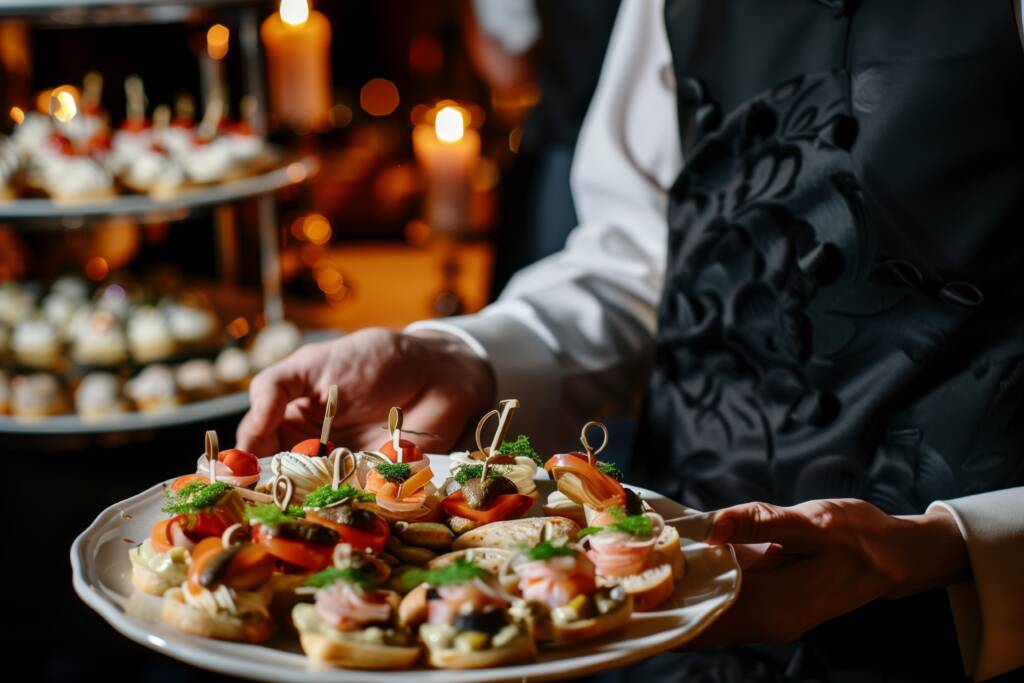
left=427, top=548, right=513, bottom=576
left=292, top=603, right=421, bottom=669
left=535, top=594, right=633, bottom=644
left=451, top=517, right=580, bottom=551
left=423, top=626, right=536, bottom=669
left=597, top=562, right=675, bottom=612
left=161, top=586, right=274, bottom=643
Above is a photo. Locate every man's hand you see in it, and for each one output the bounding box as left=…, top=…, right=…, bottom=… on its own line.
left=687, top=498, right=969, bottom=647
left=236, top=328, right=495, bottom=456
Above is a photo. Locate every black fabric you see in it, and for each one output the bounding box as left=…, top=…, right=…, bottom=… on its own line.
left=633, top=1, right=1024, bottom=679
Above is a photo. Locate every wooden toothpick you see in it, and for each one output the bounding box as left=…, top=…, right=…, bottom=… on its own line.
left=205, top=430, right=219, bottom=483
left=330, top=447, right=355, bottom=490
left=487, top=399, right=520, bottom=456
left=272, top=474, right=294, bottom=511
left=388, top=406, right=404, bottom=463
left=320, top=385, right=339, bottom=452
left=579, top=421, right=609, bottom=467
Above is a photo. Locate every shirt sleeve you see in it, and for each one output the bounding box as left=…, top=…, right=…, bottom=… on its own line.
left=927, top=487, right=1024, bottom=681
left=408, top=0, right=682, bottom=455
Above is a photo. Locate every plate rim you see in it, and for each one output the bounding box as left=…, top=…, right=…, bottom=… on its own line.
left=71, top=456, right=741, bottom=682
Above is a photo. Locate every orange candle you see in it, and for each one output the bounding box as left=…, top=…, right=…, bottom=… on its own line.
left=412, top=104, right=481, bottom=233
left=261, top=0, right=332, bottom=132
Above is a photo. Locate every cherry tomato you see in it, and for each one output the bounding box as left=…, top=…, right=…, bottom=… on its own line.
left=219, top=448, right=259, bottom=476
left=379, top=438, right=424, bottom=463
left=292, top=438, right=335, bottom=456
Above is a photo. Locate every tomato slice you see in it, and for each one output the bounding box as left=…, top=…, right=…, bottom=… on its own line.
left=442, top=491, right=534, bottom=523
left=379, top=438, right=423, bottom=463
left=292, top=438, right=335, bottom=456
left=305, top=510, right=390, bottom=554
left=544, top=453, right=626, bottom=511
left=182, top=510, right=235, bottom=541
left=252, top=526, right=335, bottom=571
left=150, top=518, right=178, bottom=553
left=219, top=448, right=259, bottom=476
left=171, top=474, right=207, bottom=491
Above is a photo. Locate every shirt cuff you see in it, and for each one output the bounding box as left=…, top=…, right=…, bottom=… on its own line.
left=405, top=312, right=563, bottom=455
left=927, top=487, right=1024, bottom=681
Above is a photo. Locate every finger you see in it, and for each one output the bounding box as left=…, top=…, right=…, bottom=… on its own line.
left=707, top=501, right=821, bottom=550
left=236, top=356, right=311, bottom=455
left=400, top=387, right=475, bottom=453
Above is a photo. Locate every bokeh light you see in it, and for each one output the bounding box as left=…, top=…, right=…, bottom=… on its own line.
left=207, top=24, right=230, bottom=60
left=359, top=78, right=400, bottom=117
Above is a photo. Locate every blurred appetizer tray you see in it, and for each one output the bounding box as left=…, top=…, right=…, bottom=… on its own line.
left=71, top=454, right=741, bottom=682
left=0, top=389, right=247, bottom=435
left=0, top=154, right=317, bottom=228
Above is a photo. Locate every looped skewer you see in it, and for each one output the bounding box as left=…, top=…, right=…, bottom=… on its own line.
left=388, top=406, right=405, bottom=462
left=473, top=398, right=521, bottom=459
left=579, top=421, right=609, bottom=466
left=205, top=430, right=219, bottom=483
left=221, top=523, right=247, bottom=549
left=474, top=409, right=499, bottom=455
left=272, top=474, right=295, bottom=511
left=320, top=385, right=339, bottom=453
left=329, top=447, right=356, bottom=489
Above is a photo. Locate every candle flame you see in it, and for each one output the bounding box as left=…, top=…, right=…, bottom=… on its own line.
left=435, top=106, right=464, bottom=143
left=51, top=89, right=78, bottom=122
left=9, top=106, right=25, bottom=125
left=279, top=0, right=310, bottom=26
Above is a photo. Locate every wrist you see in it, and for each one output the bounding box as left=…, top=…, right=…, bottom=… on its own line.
left=886, top=508, right=970, bottom=597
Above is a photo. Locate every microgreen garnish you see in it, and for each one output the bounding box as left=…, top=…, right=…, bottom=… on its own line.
left=452, top=463, right=509, bottom=486
left=597, top=461, right=624, bottom=481
left=498, top=435, right=542, bottom=466
left=244, top=503, right=305, bottom=525
left=375, top=462, right=412, bottom=483
left=304, top=484, right=376, bottom=509
left=402, top=558, right=489, bottom=588
left=305, top=566, right=378, bottom=589
left=578, top=507, right=654, bottom=539
left=161, top=481, right=230, bottom=515
left=522, top=539, right=578, bottom=562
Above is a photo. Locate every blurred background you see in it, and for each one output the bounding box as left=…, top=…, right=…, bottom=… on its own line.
left=0, top=1, right=642, bottom=680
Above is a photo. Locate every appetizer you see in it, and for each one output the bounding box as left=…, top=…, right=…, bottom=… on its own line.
left=196, top=445, right=262, bottom=489
left=544, top=421, right=629, bottom=526
left=159, top=478, right=247, bottom=544
left=161, top=529, right=276, bottom=643
left=249, top=477, right=341, bottom=572
left=441, top=454, right=534, bottom=531
left=358, top=407, right=440, bottom=523
left=292, top=544, right=420, bottom=669
left=304, top=483, right=390, bottom=555
left=448, top=400, right=543, bottom=501
left=399, top=558, right=536, bottom=669
left=502, top=533, right=632, bottom=644
left=578, top=508, right=678, bottom=611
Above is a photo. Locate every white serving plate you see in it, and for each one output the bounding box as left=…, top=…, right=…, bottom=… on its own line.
left=71, top=455, right=740, bottom=682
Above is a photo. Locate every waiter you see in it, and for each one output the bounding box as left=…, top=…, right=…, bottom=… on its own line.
left=239, top=2, right=1024, bottom=680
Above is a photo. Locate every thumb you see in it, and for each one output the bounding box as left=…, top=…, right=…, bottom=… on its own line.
left=236, top=356, right=310, bottom=455
left=707, top=501, right=819, bottom=549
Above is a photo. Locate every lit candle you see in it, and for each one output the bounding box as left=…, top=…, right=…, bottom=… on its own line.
left=261, top=0, right=332, bottom=132
left=412, top=103, right=481, bottom=233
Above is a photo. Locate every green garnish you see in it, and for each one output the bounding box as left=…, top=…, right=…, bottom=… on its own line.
left=597, top=461, right=624, bottom=481
left=578, top=507, right=654, bottom=539
left=162, top=481, right=230, bottom=515
left=375, top=462, right=412, bottom=483
left=522, top=539, right=578, bottom=562
left=498, top=435, right=542, bottom=466
left=305, top=566, right=379, bottom=589
left=402, top=558, right=489, bottom=589
left=304, top=484, right=376, bottom=509
left=245, top=503, right=305, bottom=525
left=452, top=463, right=509, bottom=486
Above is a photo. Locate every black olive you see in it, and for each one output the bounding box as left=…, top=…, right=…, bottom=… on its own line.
left=452, top=608, right=509, bottom=634
left=624, top=488, right=645, bottom=516
left=265, top=520, right=340, bottom=546
left=198, top=543, right=245, bottom=587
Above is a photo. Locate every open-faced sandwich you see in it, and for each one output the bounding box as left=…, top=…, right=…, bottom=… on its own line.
left=399, top=557, right=536, bottom=669
left=303, top=483, right=390, bottom=555
left=161, top=527, right=277, bottom=643
left=543, top=421, right=629, bottom=527
left=292, top=544, right=420, bottom=669
left=356, top=407, right=441, bottom=523
left=501, top=531, right=632, bottom=644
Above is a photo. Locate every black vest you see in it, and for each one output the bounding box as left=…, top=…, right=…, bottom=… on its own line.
left=635, top=0, right=1024, bottom=517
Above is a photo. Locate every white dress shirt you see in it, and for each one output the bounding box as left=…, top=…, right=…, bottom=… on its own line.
left=410, top=1, right=1024, bottom=678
